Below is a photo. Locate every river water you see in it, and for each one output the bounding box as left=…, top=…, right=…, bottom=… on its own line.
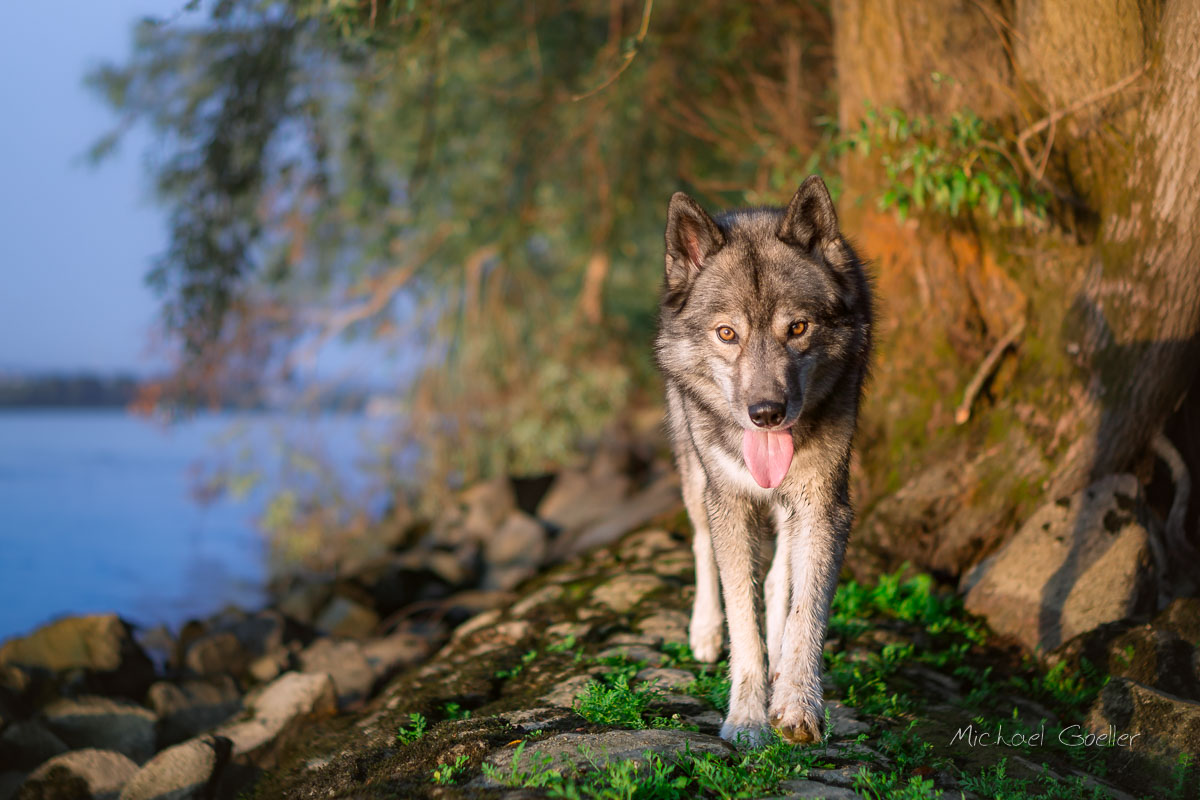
left=0, top=409, right=390, bottom=643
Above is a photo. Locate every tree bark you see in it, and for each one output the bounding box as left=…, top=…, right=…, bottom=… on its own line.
left=833, top=0, right=1200, bottom=576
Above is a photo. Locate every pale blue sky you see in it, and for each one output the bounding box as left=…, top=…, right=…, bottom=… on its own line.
left=0, top=3, right=407, bottom=385
left=0, top=2, right=183, bottom=374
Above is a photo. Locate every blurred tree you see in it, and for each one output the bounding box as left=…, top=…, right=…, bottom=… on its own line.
left=836, top=0, right=1200, bottom=583
left=91, top=0, right=835, bottom=500
left=95, top=0, right=1200, bottom=583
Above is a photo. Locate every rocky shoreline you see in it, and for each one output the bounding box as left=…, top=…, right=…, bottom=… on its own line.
left=0, top=441, right=681, bottom=799
left=2, top=448, right=1199, bottom=798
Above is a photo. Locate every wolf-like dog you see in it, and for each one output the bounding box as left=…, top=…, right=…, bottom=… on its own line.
left=655, top=176, right=872, bottom=746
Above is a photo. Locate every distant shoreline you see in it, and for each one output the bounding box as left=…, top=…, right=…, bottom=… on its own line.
left=0, top=372, right=376, bottom=412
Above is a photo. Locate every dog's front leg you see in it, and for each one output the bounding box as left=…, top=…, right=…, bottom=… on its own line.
left=705, top=489, right=770, bottom=746
left=682, top=453, right=724, bottom=663
left=764, top=508, right=792, bottom=678
left=769, top=500, right=850, bottom=744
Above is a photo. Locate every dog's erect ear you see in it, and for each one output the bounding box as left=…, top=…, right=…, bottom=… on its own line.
left=777, top=176, right=840, bottom=253
left=665, top=192, right=724, bottom=291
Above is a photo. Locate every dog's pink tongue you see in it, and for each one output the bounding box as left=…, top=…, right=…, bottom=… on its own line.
left=742, top=428, right=794, bottom=489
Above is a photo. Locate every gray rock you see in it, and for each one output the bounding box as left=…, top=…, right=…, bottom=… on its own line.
left=0, top=615, right=154, bottom=699
left=963, top=474, right=1155, bottom=651
left=0, top=772, right=23, bottom=800
left=215, top=671, right=337, bottom=767
left=1087, top=678, right=1200, bottom=781
left=247, top=649, right=290, bottom=684
left=42, top=696, right=158, bottom=763
left=222, top=610, right=288, bottom=659
left=620, top=529, right=680, bottom=562
left=591, top=574, right=669, bottom=614
left=276, top=583, right=331, bottom=626
left=0, top=720, right=68, bottom=770
left=604, top=633, right=661, bottom=648
left=776, top=779, right=866, bottom=799
left=476, top=729, right=731, bottom=785
left=1154, top=596, right=1200, bottom=644
left=551, top=474, right=682, bottom=559
left=539, top=675, right=598, bottom=708
left=298, top=639, right=375, bottom=707
left=804, top=766, right=863, bottom=788
left=537, top=469, right=631, bottom=535
left=1104, top=625, right=1200, bottom=701
left=596, top=645, right=664, bottom=666
left=433, top=477, right=518, bottom=547
left=827, top=700, right=870, bottom=738
left=147, top=677, right=242, bottom=747
left=312, top=596, right=379, bottom=639
left=183, top=633, right=248, bottom=678
left=483, top=512, right=548, bottom=591
left=118, top=735, right=231, bottom=800
left=636, top=610, right=690, bottom=644
left=21, top=749, right=138, bottom=800
left=498, top=707, right=577, bottom=733
left=635, top=667, right=695, bottom=690
left=360, top=633, right=428, bottom=679
left=509, top=585, right=565, bottom=618
left=451, top=610, right=503, bottom=643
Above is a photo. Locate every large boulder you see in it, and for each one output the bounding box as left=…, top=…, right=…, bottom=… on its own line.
left=0, top=720, right=68, bottom=770
left=482, top=512, right=548, bottom=591
left=118, top=735, right=231, bottom=800
left=1087, top=678, right=1200, bottom=784
left=42, top=696, right=158, bottom=764
left=182, top=633, right=248, bottom=679
left=311, top=596, right=379, bottom=639
left=18, top=749, right=138, bottom=800
left=147, top=677, right=242, bottom=747
left=214, top=672, right=336, bottom=767
left=963, top=474, right=1156, bottom=652
left=536, top=468, right=632, bottom=535
left=550, top=474, right=682, bottom=559
left=297, top=639, right=375, bottom=707
left=0, top=616, right=155, bottom=699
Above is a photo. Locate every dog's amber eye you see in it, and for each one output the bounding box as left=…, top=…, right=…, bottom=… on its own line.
left=716, top=325, right=737, bottom=342
left=789, top=321, right=809, bottom=337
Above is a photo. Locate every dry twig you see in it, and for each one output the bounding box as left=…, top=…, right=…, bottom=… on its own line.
left=571, top=0, right=654, bottom=101
left=1016, top=66, right=1147, bottom=181
left=955, top=319, right=1026, bottom=425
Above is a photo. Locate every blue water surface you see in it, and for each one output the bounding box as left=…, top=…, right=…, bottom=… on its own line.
left=0, top=410, right=389, bottom=643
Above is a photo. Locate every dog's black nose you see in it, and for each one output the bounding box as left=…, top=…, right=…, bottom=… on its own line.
left=748, top=401, right=786, bottom=428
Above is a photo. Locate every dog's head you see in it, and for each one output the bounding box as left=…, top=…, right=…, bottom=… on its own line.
left=655, top=177, right=871, bottom=436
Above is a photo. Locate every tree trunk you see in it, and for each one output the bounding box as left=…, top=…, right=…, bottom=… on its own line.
left=833, top=0, right=1200, bottom=579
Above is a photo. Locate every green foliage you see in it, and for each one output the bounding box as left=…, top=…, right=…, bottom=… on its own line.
left=840, top=104, right=1048, bottom=226
left=1166, top=753, right=1197, bottom=800
left=396, top=712, right=428, bottom=744
left=824, top=647, right=913, bottom=719
left=429, top=754, right=470, bottom=785
left=957, top=758, right=1115, bottom=800
left=853, top=768, right=943, bottom=800
left=495, top=648, right=541, bottom=680
left=575, top=673, right=660, bottom=729
left=1007, top=658, right=1108, bottom=714
left=481, top=740, right=563, bottom=789
left=685, top=662, right=731, bottom=713
left=648, top=714, right=699, bottom=732
left=486, top=733, right=857, bottom=800
left=441, top=701, right=471, bottom=720
left=830, top=567, right=986, bottom=645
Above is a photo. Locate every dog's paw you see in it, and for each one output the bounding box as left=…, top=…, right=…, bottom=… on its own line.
left=768, top=683, right=824, bottom=745
left=719, top=717, right=773, bottom=749
left=689, top=623, right=723, bottom=664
